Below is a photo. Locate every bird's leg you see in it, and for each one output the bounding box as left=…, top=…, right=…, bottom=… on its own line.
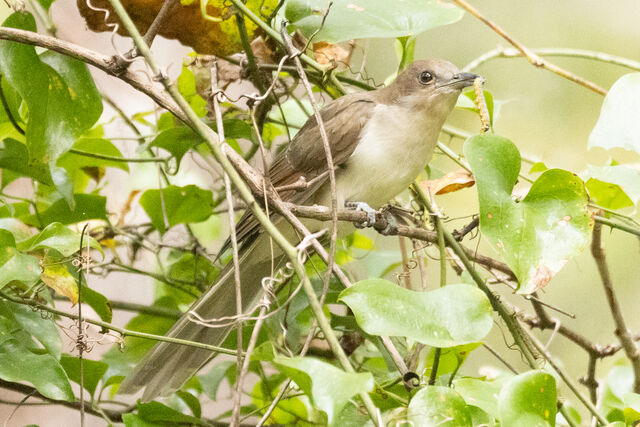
left=345, top=201, right=377, bottom=228
left=379, top=209, right=398, bottom=236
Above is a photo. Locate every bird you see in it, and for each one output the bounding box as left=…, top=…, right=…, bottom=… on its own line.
left=119, top=59, right=479, bottom=400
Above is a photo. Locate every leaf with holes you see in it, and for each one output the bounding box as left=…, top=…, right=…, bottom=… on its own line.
left=464, top=134, right=592, bottom=293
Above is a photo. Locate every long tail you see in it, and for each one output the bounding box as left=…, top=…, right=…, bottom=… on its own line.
left=119, top=237, right=282, bottom=401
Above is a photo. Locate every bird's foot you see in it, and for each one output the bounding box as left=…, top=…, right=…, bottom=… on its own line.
left=345, top=201, right=377, bottom=228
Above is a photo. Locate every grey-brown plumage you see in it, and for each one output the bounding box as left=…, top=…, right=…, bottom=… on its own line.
left=119, top=60, right=479, bottom=400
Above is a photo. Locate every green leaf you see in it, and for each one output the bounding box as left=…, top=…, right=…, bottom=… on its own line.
left=272, top=356, right=374, bottom=425
left=339, top=280, right=493, bottom=347
left=623, top=393, right=640, bottom=425
left=0, top=299, right=62, bottom=358
left=24, top=193, right=108, bottom=226
left=586, top=164, right=640, bottom=208
left=57, top=138, right=130, bottom=173
left=454, top=378, right=502, bottom=418
left=457, top=90, right=497, bottom=128
left=150, top=127, right=204, bottom=168
left=176, top=66, right=207, bottom=118
left=498, top=371, right=556, bottom=427
left=0, top=13, right=101, bottom=202
left=0, top=242, right=41, bottom=289
left=19, top=222, right=102, bottom=257
left=81, top=285, right=112, bottom=323
left=285, top=0, right=464, bottom=43
left=0, top=138, right=53, bottom=184
left=407, top=386, right=472, bottom=426
left=464, top=134, right=592, bottom=293
left=198, top=360, right=235, bottom=401
left=140, top=185, right=215, bottom=233
left=176, top=390, right=202, bottom=418
left=425, top=344, right=481, bottom=384
left=102, top=297, right=177, bottom=378
left=137, top=400, right=208, bottom=426
left=585, top=178, right=634, bottom=211
left=589, top=73, right=640, bottom=154
left=60, top=354, right=108, bottom=396
left=122, top=413, right=162, bottom=427
left=0, top=338, right=73, bottom=401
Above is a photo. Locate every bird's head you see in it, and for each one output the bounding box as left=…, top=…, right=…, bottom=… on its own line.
left=384, top=59, right=480, bottom=112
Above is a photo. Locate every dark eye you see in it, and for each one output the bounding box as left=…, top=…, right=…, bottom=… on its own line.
left=419, top=71, right=434, bottom=84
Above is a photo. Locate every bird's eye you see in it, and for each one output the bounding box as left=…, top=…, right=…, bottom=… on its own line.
left=418, top=71, right=434, bottom=84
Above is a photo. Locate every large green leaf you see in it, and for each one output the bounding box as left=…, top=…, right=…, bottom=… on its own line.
left=19, top=222, right=102, bottom=257
left=140, top=185, right=215, bottom=233
left=0, top=229, right=42, bottom=289
left=0, top=138, right=53, bottom=184
left=272, top=356, right=374, bottom=425
left=285, top=0, right=464, bottom=43
left=81, top=285, right=113, bottom=323
left=464, top=134, right=591, bottom=293
left=589, top=73, right=640, bottom=154
left=0, top=299, right=62, bottom=358
left=0, top=13, right=102, bottom=202
left=0, top=338, right=74, bottom=401
left=407, top=386, right=472, bottom=426
left=150, top=127, right=204, bottom=168
left=498, top=371, right=556, bottom=427
left=339, top=280, right=493, bottom=347
left=60, top=354, right=108, bottom=396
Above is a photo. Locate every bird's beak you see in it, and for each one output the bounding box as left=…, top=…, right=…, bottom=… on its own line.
left=441, top=72, right=481, bottom=89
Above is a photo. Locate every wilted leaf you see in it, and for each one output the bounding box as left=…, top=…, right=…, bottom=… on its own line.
left=589, top=73, right=640, bottom=154
left=421, top=168, right=475, bottom=195
left=313, top=42, right=351, bottom=65
left=41, top=262, right=78, bottom=304
left=77, top=0, right=278, bottom=55
left=273, top=356, right=374, bottom=425
left=464, top=134, right=592, bottom=293
left=408, top=386, right=472, bottom=426
left=339, top=280, right=493, bottom=347
left=498, top=371, right=556, bottom=426
left=286, top=0, right=464, bottom=43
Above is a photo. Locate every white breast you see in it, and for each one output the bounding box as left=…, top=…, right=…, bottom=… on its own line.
left=316, top=101, right=445, bottom=208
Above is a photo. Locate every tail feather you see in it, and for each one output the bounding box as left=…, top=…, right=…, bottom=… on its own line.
left=119, top=237, right=283, bottom=400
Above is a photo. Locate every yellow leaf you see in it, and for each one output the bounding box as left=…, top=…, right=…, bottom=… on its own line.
left=41, top=263, right=78, bottom=304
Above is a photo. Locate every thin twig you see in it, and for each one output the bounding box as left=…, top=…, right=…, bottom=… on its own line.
left=280, top=22, right=339, bottom=310
left=452, top=0, right=607, bottom=95
left=591, top=222, right=640, bottom=392
left=0, top=291, right=240, bottom=355
left=464, top=46, right=640, bottom=74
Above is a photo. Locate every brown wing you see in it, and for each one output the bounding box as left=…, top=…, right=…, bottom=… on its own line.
left=221, top=92, right=378, bottom=254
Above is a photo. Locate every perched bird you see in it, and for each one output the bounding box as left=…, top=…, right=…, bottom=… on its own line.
left=120, top=59, right=479, bottom=400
